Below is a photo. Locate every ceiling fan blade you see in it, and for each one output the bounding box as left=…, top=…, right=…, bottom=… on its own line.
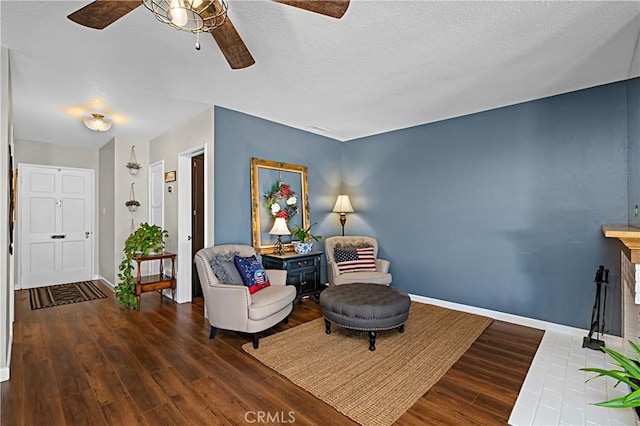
left=210, top=18, right=255, bottom=69
left=67, top=0, right=142, bottom=30
left=274, top=0, right=350, bottom=19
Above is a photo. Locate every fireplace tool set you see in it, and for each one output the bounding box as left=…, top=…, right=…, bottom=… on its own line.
left=582, top=265, right=609, bottom=351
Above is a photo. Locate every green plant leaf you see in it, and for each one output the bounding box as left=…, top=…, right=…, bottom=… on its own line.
left=582, top=367, right=639, bottom=390
left=583, top=340, right=640, bottom=408
left=601, top=347, right=640, bottom=380
left=115, top=222, right=167, bottom=309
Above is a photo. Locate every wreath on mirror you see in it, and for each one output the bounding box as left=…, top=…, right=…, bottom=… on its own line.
left=264, top=180, right=298, bottom=221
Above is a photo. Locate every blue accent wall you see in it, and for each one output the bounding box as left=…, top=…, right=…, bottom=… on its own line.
left=214, top=107, right=343, bottom=281
left=343, top=81, right=630, bottom=333
left=213, top=79, right=637, bottom=333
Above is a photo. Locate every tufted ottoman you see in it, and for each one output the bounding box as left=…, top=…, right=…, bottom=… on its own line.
left=319, top=283, right=411, bottom=351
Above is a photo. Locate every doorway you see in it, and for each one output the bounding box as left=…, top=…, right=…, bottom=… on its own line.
left=191, top=154, right=205, bottom=299
left=19, top=164, right=94, bottom=288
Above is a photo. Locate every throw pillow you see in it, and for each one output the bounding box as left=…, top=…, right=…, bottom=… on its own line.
left=209, top=252, right=244, bottom=285
left=334, top=246, right=377, bottom=274
left=334, top=242, right=374, bottom=249
left=234, top=255, right=271, bottom=294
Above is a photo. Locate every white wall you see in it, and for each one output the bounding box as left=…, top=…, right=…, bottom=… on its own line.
left=96, top=138, right=149, bottom=288
left=149, top=107, right=214, bottom=302
left=114, top=138, right=149, bottom=281
left=14, top=139, right=98, bottom=169
left=14, top=139, right=100, bottom=286
left=1, top=46, right=13, bottom=382
left=98, top=139, right=115, bottom=285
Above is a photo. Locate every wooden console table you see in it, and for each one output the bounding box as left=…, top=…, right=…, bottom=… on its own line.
left=134, top=252, right=176, bottom=309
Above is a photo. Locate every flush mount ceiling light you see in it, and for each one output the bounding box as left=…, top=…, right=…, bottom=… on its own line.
left=83, top=113, right=112, bottom=132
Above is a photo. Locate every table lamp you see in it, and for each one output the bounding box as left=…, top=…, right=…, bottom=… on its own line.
left=332, top=195, right=354, bottom=236
left=269, top=217, right=290, bottom=255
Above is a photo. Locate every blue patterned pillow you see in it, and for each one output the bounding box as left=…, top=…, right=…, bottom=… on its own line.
left=233, top=255, right=271, bottom=294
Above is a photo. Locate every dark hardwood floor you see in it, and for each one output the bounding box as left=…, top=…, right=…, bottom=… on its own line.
left=1, top=281, right=543, bottom=425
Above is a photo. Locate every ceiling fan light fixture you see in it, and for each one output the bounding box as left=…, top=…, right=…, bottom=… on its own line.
left=83, top=113, right=112, bottom=132
left=167, top=1, right=189, bottom=27
left=143, top=0, right=228, bottom=33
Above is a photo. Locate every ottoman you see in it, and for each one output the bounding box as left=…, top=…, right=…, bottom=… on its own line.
left=319, top=283, right=411, bottom=351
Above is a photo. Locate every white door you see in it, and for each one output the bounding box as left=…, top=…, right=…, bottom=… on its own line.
left=149, top=161, right=164, bottom=229
left=20, top=165, right=94, bottom=288
left=148, top=161, right=164, bottom=277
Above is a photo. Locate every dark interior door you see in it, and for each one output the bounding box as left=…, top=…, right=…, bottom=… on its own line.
left=191, top=154, right=205, bottom=299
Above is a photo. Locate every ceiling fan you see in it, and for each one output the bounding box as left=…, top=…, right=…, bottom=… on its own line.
left=67, top=0, right=350, bottom=69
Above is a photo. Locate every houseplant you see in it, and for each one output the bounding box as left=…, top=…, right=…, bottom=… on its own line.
left=126, top=162, right=142, bottom=175
left=126, top=182, right=139, bottom=211
left=291, top=223, right=322, bottom=254
left=582, top=340, right=640, bottom=414
left=125, top=199, right=140, bottom=212
left=115, top=223, right=168, bottom=309
left=126, top=145, right=141, bottom=175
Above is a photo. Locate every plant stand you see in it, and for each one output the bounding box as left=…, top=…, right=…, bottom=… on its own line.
left=134, top=251, right=176, bottom=310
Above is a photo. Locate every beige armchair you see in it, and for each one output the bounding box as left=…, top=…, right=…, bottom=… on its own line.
left=194, top=244, right=296, bottom=348
left=325, top=236, right=392, bottom=286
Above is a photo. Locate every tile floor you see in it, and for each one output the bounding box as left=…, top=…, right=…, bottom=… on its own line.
left=509, top=330, right=639, bottom=425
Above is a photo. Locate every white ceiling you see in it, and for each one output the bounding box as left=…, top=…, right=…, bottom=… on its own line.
left=1, top=1, right=639, bottom=149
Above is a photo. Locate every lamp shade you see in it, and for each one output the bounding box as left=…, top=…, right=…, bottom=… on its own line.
left=269, top=217, right=291, bottom=236
left=332, top=195, right=354, bottom=213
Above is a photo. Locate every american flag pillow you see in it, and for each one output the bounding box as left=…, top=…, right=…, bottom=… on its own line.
left=334, top=246, right=377, bottom=274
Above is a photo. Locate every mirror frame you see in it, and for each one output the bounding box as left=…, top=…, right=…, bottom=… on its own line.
left=250, top=157, right=309, bottom=254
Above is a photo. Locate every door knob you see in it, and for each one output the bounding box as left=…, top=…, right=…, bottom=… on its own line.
left=187, top=236, right=192, bottom=241
left=85, top=231, right=91, bottom=238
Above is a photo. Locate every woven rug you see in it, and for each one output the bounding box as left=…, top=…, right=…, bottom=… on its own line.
left=29, top=281, right=107, bottom=310
left=243, top=301, right=492, bottom=426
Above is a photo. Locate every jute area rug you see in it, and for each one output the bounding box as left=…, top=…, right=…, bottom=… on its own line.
left=29, top=281, right=107, bottom=310
left=243, top=302, right=492, bottom=426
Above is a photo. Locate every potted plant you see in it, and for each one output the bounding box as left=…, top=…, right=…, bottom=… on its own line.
left=126, top=162, right=142, bottom=175
left=126, top=182, right=139, bottom=211
left=115, top=223, right=168, bottom=309
left=125, top=199, right=140, bottom=212
left=582, top=340, right=640, bottom=416
left=126, top=145, right=141, bottom=175
left=291, top=222, right=322, bottom=254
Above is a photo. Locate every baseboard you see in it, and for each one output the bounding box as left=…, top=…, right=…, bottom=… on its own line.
left=409, top=294, right=594, bottom=336
left=1, top=330, right=12, bottom=382
left=96, top=275, right=115, bottom=291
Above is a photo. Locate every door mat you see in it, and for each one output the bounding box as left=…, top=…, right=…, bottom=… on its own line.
left=29, top=281, right=107, bottom=310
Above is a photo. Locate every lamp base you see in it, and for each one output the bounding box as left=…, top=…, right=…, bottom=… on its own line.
left=273, top=237, right=286, bottom=256
left=339, top=214, right=347, bottom=236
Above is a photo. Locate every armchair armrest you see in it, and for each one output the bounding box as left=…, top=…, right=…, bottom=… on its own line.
left=206, top=283, right=251, bottom=330
left=376, top=258, right=390, bottom=273
left=265, top=269, right=287, bottom=285
left=328, top=261, right=340, bottom=285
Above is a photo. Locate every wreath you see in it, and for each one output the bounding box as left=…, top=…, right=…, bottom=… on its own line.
left=264, top=180, right=298, bottom=221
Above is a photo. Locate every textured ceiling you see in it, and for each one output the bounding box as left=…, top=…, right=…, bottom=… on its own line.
left=1, top=1, right=639, bottom=148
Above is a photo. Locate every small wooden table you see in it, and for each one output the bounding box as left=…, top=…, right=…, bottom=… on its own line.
left=134, top=252, right=176, bottom=309
left=262, top=251, right=324, bottom=302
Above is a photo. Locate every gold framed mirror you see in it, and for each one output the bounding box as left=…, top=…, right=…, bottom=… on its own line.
left=251, top=157, right=310, bottom=254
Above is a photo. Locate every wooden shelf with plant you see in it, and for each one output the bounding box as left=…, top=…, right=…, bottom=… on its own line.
left=116, top=223, right=170, bottom=309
